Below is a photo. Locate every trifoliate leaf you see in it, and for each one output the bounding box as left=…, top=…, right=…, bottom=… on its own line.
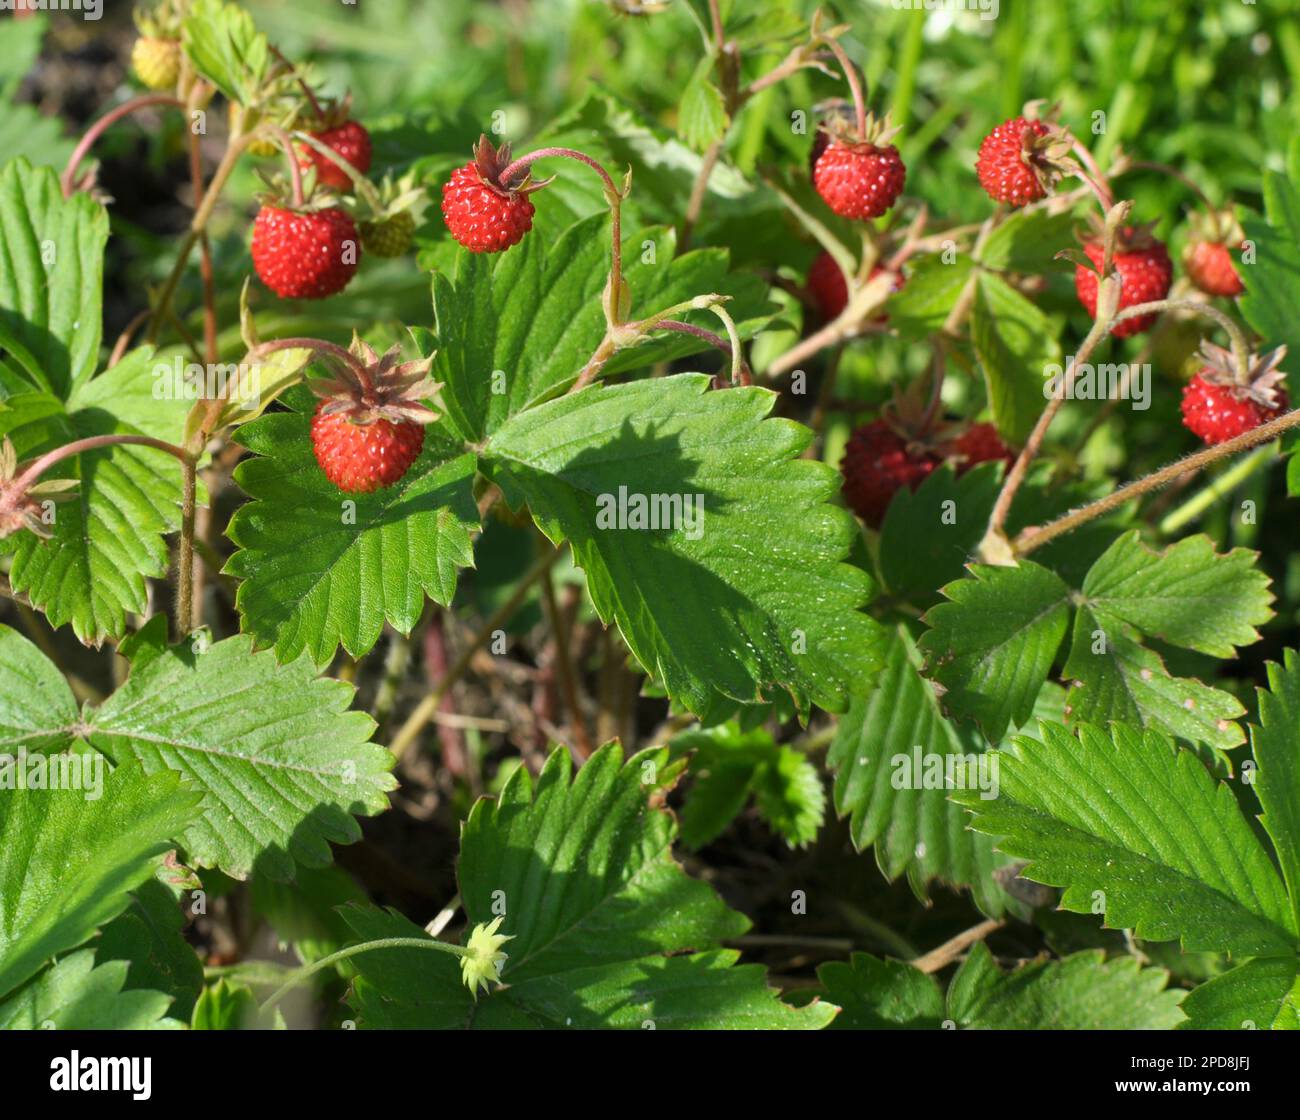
left=87, top=617, right=396, bottom=881
left=0, top=951, right=181, bottom=1030
left=955, top=721, right=1297, bottom=957
left=919, top=561, right=1071, bottom=743
left=482, top=374, right=884, bottom=716
left=0, top=759, right=202, bottom=1000
left=226, top=389, right=478, bottom=666
left=0, top=349, right=189, bottom=645
left=432, top=215, right=775, bottom=442
left=342, top=744, right=835, bottom=1029
left=0, top=158, right=107, bottom=397
left=827, top=624, right=1022, bottom=916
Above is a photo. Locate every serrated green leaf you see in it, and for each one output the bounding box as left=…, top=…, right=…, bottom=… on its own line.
left=0, top=951, right=181, bottom=1030
left=1240, top=168, right=1300, bottom=359
left=884, top=254, right=975, bottom=339
left=88, top=618, right=396, bottom=881
left=1080, top=532, right=1273, bottom=658
left=1062, top=606, right=1245, bottom=750
left=828, top=624, right=1013, bottom=916
left=191, top=977, right=262, bottom=1030
left=250, top=863, right=368, bottom=965
left=225, top=391, right=478, bottom=666
left=0, top=157, right=107, bottom=397
left=678, top=54, right=728, bottom=152
left=1179, top=956, right=1300, bottom=1030
left=0, top=624, right=78, bottom=753
left=1252, top=651, right=1300, bottom=931
left=971, top=272, right=1061, bottom=445
left=819, top=954, right=945, bottom=1029
left=483, top=374, right=883, bottom=716
left=182, top=0, right=269, bottom=104
left=976, top=208, right=1076, bottom=273
left=96, top=877, right=203, bottom=1022
left=751, top=746, right=824, bottom=849
left=0, top=348, right=189, bottom=645
left=955, top=721, right=1297, bottom=956
left=877, top=462, right=1004, bottom=608
left=343, top=744, right=834, bottom=1029
left=0, top=759, right=202, bottom=1000
left=432, top=216, right=774, bottom=442
left=948, top=943, right=1184, bottom=1029
left=919, top=561, right=1071, bottom=742
left=820, top=944, right=1183, bottom=1030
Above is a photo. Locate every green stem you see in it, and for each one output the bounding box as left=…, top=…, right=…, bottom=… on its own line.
left=1157, top=443, right=1278, bottom=535
left=260, top=937, right=468, bottom=1016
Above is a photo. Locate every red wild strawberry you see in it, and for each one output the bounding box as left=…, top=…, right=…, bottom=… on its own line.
left=975, top=116, right=1071, bottom=207
left=442, top=136, right=542, bottom=253
left=808, top=252, right=902, bottom=323
left=808, top=251, right=848, bottom=321
left=1074, top=225, right=1172, bottom=338
left=814, top=141, right=906, bottom=221
left=949, top=422, right=1015, bottom=470
left=308, top=338, right=443, bottom=492
left=1180, top=342, right=1288, bottom=446
left=1185, top=240, right=1243, bottom=298
left=300, top=119, right=372, bottom=192
left=1183, top=207, right=1245, bottom=298
left=812, top=112, right=905, bottom=221
left=840, top=419, right=938, bottom=528
left=251, top=205, right=360, bottom=300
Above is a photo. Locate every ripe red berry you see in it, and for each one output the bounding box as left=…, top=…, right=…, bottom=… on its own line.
left=813, top=141, right=906, bottom=221
left=441, top=139, right=536, bottom=253
left=1179, top=343, right=1289, bottom=446
left=1185, top=239, right=1243, bottom=298
left=808, top=251, right=848, bottom=321
left=976, top=117, right=1054, bottom=207
left=807, top=252, right=902, bottom=323
left=949, top=422, right=1015, bottom=470
left=840, top=419, right=938, bottom=528
left=1074, top=230, right=1172, bottom=338
left=251, top=205, right=360, bottom=300
left=310, top=403, right=425, bottom=493
left=299, top=120, right=372, bottom=192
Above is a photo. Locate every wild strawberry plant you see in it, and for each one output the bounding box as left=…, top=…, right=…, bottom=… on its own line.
left=0, top=0, right=1298, bottom=1034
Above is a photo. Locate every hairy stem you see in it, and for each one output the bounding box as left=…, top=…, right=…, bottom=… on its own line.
left=1015, top=409, right=1300, bottom=555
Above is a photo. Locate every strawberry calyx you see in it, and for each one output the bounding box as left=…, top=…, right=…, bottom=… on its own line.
left=819, top=107, right=901, bottom=150
left=1196, top=341, right=1288, bottom=405
left=311, top=336, right=443, bottom=428
left=471, top=135, right=553, bottom=200
left=0, top=438, right=79, bottom=540
left=1186, top=206, right=1244, bottom=249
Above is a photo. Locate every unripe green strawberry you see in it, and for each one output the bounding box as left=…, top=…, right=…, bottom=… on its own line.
left=361, top=211, right=416, bottom=258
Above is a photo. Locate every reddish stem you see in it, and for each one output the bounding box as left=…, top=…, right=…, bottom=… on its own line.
left=817, top=35, right=867, bottom=139
left=61, top=94, right=184, bottom=197
left=2, top=436, right=191, bottom=516
left=267, top=125, right=305, bottom=208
